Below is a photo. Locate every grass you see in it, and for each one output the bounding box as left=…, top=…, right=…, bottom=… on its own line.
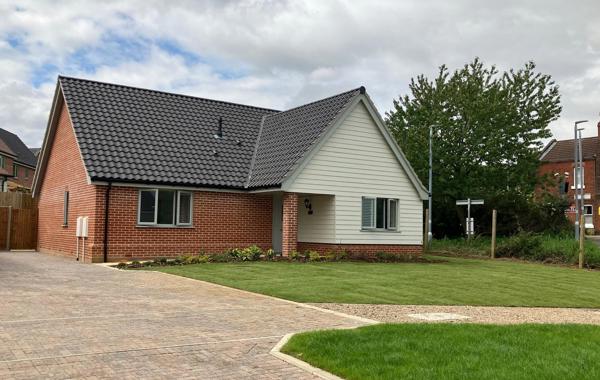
left=282, top=323, right=600, bottom=380
left=432, top=234, right=600, bottom=267
left=152, top=256, right=600, bottom=307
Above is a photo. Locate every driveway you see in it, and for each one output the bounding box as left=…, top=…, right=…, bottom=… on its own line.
left=0, top=252, right=367, bottom=379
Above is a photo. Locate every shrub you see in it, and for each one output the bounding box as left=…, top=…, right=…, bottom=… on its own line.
left=129, top=260, right=143, bottom=268
left=289, top=251, right=301, bottom=261
left=375, top=251, right=399, bottom=262
left=496, top=233, right=543, bottom=260
left=226, top=248, right=244, bottom=260
left=325, top=250, right=348, bottom=262
left=241, top=245, right=263, bottom=261
left=265, top=248, right=275, bottom=261
left=115, top=261, right=128, bottom=269
left=153, top=257, right=168, bottom=266
left=197, top=254, right=210, bottom=263
left=210, top=252, right=234, bottom=263
left=305, top=250, right=321, bottom=262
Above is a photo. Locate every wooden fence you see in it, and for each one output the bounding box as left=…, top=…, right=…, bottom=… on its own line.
left=0, top=192, right=37, bottom=209
left=0, top=193, right=38, bottom=250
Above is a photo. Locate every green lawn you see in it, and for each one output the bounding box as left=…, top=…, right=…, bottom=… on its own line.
left=282, top=324, right=600, bottom=380
left=152, top=256, right=600, bottom=307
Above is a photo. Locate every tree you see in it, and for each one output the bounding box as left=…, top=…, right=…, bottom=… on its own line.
left=386, top=58, right=562, bottom=237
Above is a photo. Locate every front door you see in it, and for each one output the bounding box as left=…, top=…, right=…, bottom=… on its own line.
left=272, top=193, right=283, bottom=253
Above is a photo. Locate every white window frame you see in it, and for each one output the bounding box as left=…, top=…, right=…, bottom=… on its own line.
left=584, top=204, right=593, bottom=216
left=138, top=189, right=193, bottom=227
left=572, top=166, right=585, bottom=189
left=362, top=196, right=399, bottom=231
left=387, top=199, right=398, bottom=230
left=176, top=191, right=193, bottom=226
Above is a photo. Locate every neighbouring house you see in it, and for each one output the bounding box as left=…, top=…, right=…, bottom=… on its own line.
left=538, top=122, right=600, bottom=232
left=0, top=128, right=37, bottom=192
left=33, top=76, right=427, bottom=262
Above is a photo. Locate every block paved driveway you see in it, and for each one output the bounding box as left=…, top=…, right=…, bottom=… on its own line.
left=0, top=252, right=367, bottom=379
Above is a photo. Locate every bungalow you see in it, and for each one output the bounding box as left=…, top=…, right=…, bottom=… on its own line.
left=33, top=77, right=427, bottom=262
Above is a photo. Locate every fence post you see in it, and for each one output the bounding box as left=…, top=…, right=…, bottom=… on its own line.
left=579, top=214, right=585, bottom=269
left=6, top=206, right=12, bottom=251
left=491, top=209, right=497, bottom=259
left=424, top=208, right=429, bottom=251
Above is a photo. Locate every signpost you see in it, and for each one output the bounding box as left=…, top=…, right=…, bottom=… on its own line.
left=456, top=198, right=484, bottom=238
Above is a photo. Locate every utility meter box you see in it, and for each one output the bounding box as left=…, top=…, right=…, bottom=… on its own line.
left=81, top=216, right=89, bottom=238
left=76, top=216, right=89, bottom=238
left=76, top=216, right=83, bottom=237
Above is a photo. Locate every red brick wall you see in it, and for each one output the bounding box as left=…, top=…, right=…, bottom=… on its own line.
left=282, top=192, right=298, bottom=256
left=37, top=100, right=102, bottom=262
left=538, top=159, right=600, bottom=231
left=103, top=188, right=272, bottom=261
left=298, top=242, right=422, bottom=256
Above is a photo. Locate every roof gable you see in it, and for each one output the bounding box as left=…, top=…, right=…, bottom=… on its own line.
left=35, top=77, right=425, bottom=196
left=246, top=87, right=362, bottom=188
left=0, top=128, right=37, bottom=167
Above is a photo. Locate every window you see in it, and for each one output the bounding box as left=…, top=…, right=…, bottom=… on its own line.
left=63, top=191, right=69, bottom=226
left=584, top=205, right=593, bottom=216
left=361, top=197, right=398, bottom=230
left=138, top=189, right=193, bottom=226
left=24, top=168, right=29, bottom=179
left=13, top=164, right=18, bottom=178
left=0, top=155, right=4, bottom=168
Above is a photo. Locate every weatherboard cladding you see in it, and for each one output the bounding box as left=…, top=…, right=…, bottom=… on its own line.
left=59, top=76, right=361, bottom=189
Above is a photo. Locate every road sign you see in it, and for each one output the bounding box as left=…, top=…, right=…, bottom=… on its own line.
left=456, top=198, right=485, bottom=237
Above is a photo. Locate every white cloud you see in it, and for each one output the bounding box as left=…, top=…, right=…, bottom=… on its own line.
left=1, top=0, right=600, bottom=147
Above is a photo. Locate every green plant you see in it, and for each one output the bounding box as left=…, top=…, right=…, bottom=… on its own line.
left=289, top=251, right=301, bottom=261
left=305, top=250, right=321, bottom=262
left=265, top=248, right=275, bottom=261
left=153, top=257, right=168, bottom=266
left=325, top=250, right=348, bottom=262
left=130, top=260, right=143, bottom=268
left=241, top=245, right=263, bottom=261
left=375, top=251, right=398, bottom=262
left=210, top=252, right=234, bottom=263
left=115, top=261, right=128, bottom=269
left=197, top=254, right=210, bottom=264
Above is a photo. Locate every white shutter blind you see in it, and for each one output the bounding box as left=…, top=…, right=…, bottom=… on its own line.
left=361, top=197, right=375, bottom=228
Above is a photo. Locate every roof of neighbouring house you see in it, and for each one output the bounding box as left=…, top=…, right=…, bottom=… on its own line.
left=55, top=76, right=365, bottom=189
left=540, top=137, right=598, bottom=162
left=30, top=148, right=41, bottom=157
left=0, top=128, right=37, bottom=168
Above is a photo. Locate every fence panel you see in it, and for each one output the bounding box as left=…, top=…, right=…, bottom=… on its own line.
left=10, top=209, right=37, bottom=250
left=0, top=193, right=37, bottom=209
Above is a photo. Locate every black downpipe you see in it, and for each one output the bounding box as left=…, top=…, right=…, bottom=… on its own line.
left=103, top=182, right=112, bottom=263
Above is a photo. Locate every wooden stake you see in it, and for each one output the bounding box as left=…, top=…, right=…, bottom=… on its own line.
left=491, top=209, right=497, bottom=259
left=579, top=214, right=585, bottom=269
left=424, top=208, right=430, bottom=251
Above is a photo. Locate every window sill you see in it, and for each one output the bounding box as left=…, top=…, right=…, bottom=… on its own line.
left=62, top=224, right=68, bottom=228
left=360, top=228, right=401, bottom=233
left=136, top=224, right=194, bottom=229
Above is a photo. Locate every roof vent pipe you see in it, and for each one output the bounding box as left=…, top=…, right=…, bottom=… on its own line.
left=216, top=117, right=223, bottom=138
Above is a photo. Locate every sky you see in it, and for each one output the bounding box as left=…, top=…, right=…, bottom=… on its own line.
left=1, top=0, right=600, bottom=148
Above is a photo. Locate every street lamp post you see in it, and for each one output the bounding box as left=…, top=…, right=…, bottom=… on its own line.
left=574, top=120, right=588, bottom=240
left=428, top=125, right=433, bottom=246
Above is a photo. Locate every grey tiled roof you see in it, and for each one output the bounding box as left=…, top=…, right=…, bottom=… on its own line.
left=0, top=128, right=37, bottom=167
left=59, top=76, right=361, bottom=189
left=247, top=88, right=361, bottom=187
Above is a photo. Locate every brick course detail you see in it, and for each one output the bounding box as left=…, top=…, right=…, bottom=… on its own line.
left=298, top=242, right=422, bottom=256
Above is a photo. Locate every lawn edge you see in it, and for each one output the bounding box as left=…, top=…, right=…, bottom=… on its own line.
left=270, top=333, right=346, bottom=380
left=148, top=270, right=380, bottom=325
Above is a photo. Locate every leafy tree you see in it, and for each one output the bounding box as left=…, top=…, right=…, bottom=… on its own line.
left=387, top=58, right=562, bottom=237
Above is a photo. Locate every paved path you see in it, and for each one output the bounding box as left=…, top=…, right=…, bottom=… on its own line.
left=313, top=303, right=600, bottom=324
left=0, top=252, right=367, bottom=379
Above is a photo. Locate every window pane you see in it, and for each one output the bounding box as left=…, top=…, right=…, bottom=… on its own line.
left=361, top=198, right=375, bottom=228
left=178, top=192, right=192, bottom=224
left=63, top=191, right=69, bottom=226
left=388, top=199, right=398, bottom=229
left=139, top=190, right=156, bottom=223
left=376, top=198, right=386, bottom=229
left=157, top=190, right=175, bottom=224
